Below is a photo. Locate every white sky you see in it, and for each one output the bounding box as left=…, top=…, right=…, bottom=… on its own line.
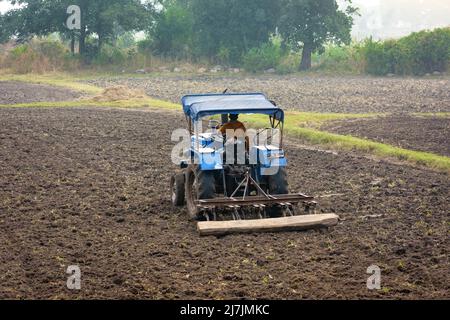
left=1, top=0, right=449, bottom=39
left=0, top=1, right=19, bottom=14
left=347, top=0, right=450, bottom=39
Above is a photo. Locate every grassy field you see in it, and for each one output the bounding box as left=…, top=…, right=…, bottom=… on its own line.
left=0, top=97, right=178, bottom=110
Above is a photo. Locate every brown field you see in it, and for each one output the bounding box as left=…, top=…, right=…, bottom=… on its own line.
left=0, top=78, right=449, bottom=299
left=87, top=75, right=450, bottom=113
left=0, top=81, right=82, bottom=105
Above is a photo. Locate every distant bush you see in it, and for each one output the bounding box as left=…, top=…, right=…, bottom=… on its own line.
left=312, top=43, right=365, bottom=74
left=36, top=41, right=67, bottom=65
left=149, top=4, right=193, bottom=59
left=93, top=44, right=127, bottom=66
left=362, top=38, right=415, bottom=75
left=276, top=53, right=300, bottom=74
left=115, top=32, right=136, bottom=49
left=362, top=39, right=391, bottom=76
left=137, top=39, right=152, bottom=54
left=6, top=44, right=33, bottom=73
left=3, top=40, right=79, bottom=73
left=363, top=28, right=450, bottom=76
left=2, top=27, right=448, bottom=76
left=243, top=36, right=283, bottom=72
left=216, top=47, right=231, bottom=66
left=405, top=28, right=450, bottom=75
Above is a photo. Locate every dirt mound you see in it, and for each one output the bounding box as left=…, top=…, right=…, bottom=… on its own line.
left=92, top=85, right=148, bottom=102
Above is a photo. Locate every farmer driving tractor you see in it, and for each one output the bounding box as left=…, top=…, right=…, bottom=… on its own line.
left=219, top=114, right=248, bottom=151
left=219, top=114, right=246, bottom=135
left=171, top=93, right=330, bottom=236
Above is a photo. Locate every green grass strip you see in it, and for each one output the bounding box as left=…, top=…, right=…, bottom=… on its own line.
left=0, top=97, right=179, bottom=109
left=243, top=113, right=450, bottom=173
left=287, top=126, right=450, bottom=172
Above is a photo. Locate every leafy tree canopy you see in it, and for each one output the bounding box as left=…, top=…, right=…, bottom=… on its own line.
left=279, top=0, right=358, bottom=70
left=189, top=0, right=281, bottom=64
left=0, top=0, right=358, bottom=70
left=149, top=0, right=193, bottom=58
left=1, top=0, right=154, bottom=55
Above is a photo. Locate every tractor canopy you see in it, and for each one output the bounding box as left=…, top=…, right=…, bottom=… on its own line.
left=182, top=93, right=284, bottom=121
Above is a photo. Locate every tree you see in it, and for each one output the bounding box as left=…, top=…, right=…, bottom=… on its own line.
left=0, top=0, right=66, bottom=42
left=189, top=0, right=280, bottom=64
left=0, top=13, right=12, bottom=43
left=149, top=1, right=193, bottom=58
left=279, top=0, right=358, bottom=70
left=1, top=0, right=154, bottom=56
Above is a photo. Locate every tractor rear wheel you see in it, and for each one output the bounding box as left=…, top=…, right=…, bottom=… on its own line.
left=185, top=166, right=216, bottom=220
left=170, top=173, right=185, bottom=207
left=267, top=167, right=289, bottom=217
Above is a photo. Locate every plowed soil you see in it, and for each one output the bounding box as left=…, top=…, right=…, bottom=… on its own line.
left=322, top=115, right=450, bottom=157
left=87, top=75, right=450, bottom=113
left=0, top=81, right=82, bottom=104
left=0, top=107, right=448, bottom=299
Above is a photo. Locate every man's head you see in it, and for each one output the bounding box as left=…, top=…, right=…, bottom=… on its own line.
left=229, top=114, right=239, bottom=122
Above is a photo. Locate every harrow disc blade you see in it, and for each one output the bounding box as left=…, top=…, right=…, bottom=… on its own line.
left=196, top=193, right=314, bottom=209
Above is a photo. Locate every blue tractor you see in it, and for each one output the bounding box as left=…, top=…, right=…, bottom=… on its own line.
left=170, top=93, right=317, bottom=226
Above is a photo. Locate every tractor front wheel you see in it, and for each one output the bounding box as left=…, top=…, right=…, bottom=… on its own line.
left=185, top=166, right=216, bottom=220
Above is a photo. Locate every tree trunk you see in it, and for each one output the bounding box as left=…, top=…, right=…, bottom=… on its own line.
left=79, top=0, right=87, bottom=57
left=98, top=33, right=104, bottom=52
left=70, top=33, right=75, bottom=54
left=79, top=27, right=86, bottom=56
left=299, top=43, right=312, bottom=71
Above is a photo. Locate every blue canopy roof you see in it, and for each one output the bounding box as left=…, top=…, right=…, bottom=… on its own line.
left=182, top=93, right=284, bottom=121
